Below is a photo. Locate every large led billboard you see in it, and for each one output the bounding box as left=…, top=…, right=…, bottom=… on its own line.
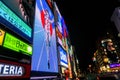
left=31, top=0, right=58, bottom=73
left=54, top=2, right=63, bottom=34
left=58, top=46, right=68, bottom=68
left=0, top=1, right=32, bottom=43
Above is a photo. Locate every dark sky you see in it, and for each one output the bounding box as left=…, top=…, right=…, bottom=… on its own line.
left=55, top=0, right=120, bottom=70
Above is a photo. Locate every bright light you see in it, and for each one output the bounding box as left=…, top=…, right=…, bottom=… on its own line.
left=27, top=46, right=32, bottom=52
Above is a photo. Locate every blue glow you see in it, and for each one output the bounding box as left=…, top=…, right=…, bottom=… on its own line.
left=32, top=0, right=58, bottom=73
left=0, top=1, right=32, bottom=38
left=58, top=46, right=68, bottom=67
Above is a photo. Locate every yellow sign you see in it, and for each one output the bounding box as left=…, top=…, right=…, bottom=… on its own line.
left=0, top=29, right=5, bottom=45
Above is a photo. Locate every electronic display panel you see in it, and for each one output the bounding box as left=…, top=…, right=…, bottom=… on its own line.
left=54, top=2, right=69, bottom=51
left=54, top=2, right=63, bottom=34
left=56, top=27, right=63, bottom=46
left=31, top=0, right=58, bottom=73
left=3, top=33, right=32, bottom=56
left=0, top=29, right=5, bottom=46
left=58, top=46, right=68, bottom=68
left=61, top=18, right=69, bottom=51
left=0, top=1, right=32, bottom=43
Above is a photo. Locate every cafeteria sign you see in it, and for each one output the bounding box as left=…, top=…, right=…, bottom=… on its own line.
left=0, top=63, right=24, bottom=76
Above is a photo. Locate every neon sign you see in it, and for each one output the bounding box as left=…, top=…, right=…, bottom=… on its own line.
left=0, top=29, right=5, bottom=46
left=59, top=46, right=68, bottom=67
left=3, top=33, right=32, bottom=56
left=110, top=63, right=120, bottom=68
left=0, top=59, right=31, bottom=78
left=0, top=1, right=32, bottom=37
left=0, top=63, right=24, bottom=76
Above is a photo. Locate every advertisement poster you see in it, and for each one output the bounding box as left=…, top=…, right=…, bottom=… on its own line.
left=32, top=0, right=58, bottom=73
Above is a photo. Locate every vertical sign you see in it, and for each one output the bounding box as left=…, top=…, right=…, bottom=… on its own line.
left=32, top=0, right=58, bottom=73
left=0, top=29, right=5, bottom=45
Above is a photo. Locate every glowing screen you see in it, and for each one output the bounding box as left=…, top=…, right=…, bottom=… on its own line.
left=58, top=46, right=68, bottom=68
left=31, top=0, right=58, bottom=72
left=3, top=33, right=32, bottom=56
left=0, top=1, right=32, bottom=38
left=54, top=2, right=68, bottom=51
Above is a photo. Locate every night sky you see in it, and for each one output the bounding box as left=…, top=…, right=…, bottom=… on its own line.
left=55, top=0, right=120, bottom=70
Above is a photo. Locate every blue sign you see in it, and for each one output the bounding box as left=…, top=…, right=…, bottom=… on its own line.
left=0, top=1, right=32, bottom=43
left=58, top=46, right=68, bottom=67
left=32, top=0, right=58, bottom=73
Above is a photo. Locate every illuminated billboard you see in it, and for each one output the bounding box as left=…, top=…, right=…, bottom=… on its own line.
left=54, top=2, right=63, bottom=34
left=3, top=33, right=32, bottom=56
left=0, top=1, right=32, bottom=42
left=0, top=59, right=31, bottom=79
left=31, top=0, right=58, bottom=73
left=58, top=46, right=68, bottom=68
left=56, top=27, right=63, bottom=46
left=0, top=29, right=5, bottom=46
left=54, top=2, right=69, bottom=51
left=62, top=18, right=69, bottom=51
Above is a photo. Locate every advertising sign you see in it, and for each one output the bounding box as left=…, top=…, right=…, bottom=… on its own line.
left=32, top=0, right=58, bottom=73
left=54, top=2, right=69, bottom=51
left=58, top=46, right=68, bottom=68
left=0, top=1, right=32, bottom=42
left=67, top=54, right=72, bottom=78
left=3, top=33, right=32, bottom=56
left=61, top=18, right=69, bottom=51
left=54, top=2, right=63, bottom=34
left=0, top=64, right=24, bottom=76
left=0, top=29, right=5, bottom=46
left=0, top=59, right=31, bottom=79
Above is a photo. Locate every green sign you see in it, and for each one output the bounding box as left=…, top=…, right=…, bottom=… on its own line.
left=3, top=33, right=32, bottom=56
left=0, top=1, right=32, bottom=37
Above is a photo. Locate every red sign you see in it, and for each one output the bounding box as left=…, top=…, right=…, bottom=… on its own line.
left=0, top=59, right=31, bottom=79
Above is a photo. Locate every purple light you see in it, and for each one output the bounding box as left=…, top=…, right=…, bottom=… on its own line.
left=110, top=63, right=120, bottom=68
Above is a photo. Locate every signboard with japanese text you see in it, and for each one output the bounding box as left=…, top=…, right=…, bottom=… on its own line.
left=3, top=33, right=32, bottom=56
left=0, top=1, right=32, bottom=43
